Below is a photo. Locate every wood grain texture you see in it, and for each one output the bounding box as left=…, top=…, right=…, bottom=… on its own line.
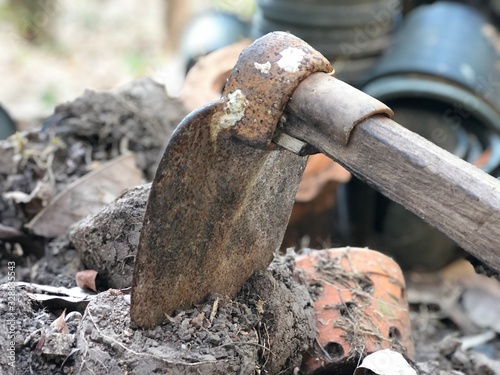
left=284, top=75, right=500, bottom=271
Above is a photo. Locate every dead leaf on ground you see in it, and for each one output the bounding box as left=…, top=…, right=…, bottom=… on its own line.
left=51, top=309, right=69, bottom=333
left=3, top=180, right=56, bottom=217
left=75, top=270, right=98, bottom=293
left=354, top=349, right=417, bottom=375
left=10, top=281, right=94, bottom=312
left=26, top=153, right=143, bottom=237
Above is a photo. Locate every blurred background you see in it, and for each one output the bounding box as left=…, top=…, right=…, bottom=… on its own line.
left=1, top=0, right=500, bottom=271
left=0, top=0, right=253, bottom=129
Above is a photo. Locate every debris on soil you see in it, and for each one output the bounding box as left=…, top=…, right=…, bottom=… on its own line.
left=4, top=249, right=500, bottom=374
left=295, top=248, right=414, bottom=374
left=1, top=255, right=316, bottom=375
left=414, top=335, right=500, bottom=375
left=74, top=291, right=261, bottom=375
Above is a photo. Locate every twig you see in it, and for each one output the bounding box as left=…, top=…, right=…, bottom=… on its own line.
left=84, top=309, right=217, bottom=367
left=315, top=337, right=334, bottom=362
left=216, top=341, right=276, bottom=356
left=209, top=297, right=219, bottom=324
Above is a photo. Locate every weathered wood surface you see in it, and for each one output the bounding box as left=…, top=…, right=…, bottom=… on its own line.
left=284, top=73, right=500, bottom=271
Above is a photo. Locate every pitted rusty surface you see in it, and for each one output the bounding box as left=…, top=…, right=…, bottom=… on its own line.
left=214, top=31, right=333, bottom=149
left=131, top=102, right=307, bottom=328
left=131, top=32, right=330, bottom=328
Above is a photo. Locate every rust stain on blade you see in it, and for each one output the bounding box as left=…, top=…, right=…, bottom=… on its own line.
left=222, top=32, right=332, bottom=149
left=131, top=103, right=305, bottom=327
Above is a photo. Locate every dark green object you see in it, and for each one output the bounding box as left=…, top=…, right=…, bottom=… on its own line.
left=354, top=2, right=500, bottom=270
left=252, top=0, right=402, bottom=86
left=0, top=104, right=16, bottom=139
left=256, top=0, right=400, bottom=27
left=364, top=1, right=500, bottom=132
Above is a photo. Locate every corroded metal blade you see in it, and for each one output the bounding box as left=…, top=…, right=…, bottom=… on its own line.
left=131, top=32, right=331, bottom=328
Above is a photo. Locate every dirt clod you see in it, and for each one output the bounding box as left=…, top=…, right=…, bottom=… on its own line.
left=70, top=184, right=150, bottom=289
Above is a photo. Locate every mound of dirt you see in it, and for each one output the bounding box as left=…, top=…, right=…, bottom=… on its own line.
left=0, top=77, right=186, bottom=269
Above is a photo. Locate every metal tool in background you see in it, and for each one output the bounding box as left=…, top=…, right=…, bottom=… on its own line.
left=131, top=32, right=500, bottom=328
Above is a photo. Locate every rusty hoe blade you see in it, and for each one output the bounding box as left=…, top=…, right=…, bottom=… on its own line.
left=131, top=32, right=331, bottom=328
left=132, top=31, right=500, bottom=328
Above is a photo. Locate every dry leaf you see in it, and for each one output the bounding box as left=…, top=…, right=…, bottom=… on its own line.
left=3, top=181, right=56, bottom=217
left=209, top=297, right=219, bottom=324
left=26, top=153, right=143, bottom=237
left=34, top=332, right=46, bottom=354
left=256, top=299, right=264, bottom=314
left=12, top=282, right=93, bottom=312
left=354, top=349, right=417, bottom=375
left=51, top=309, right=69, bottom=334
left=75, top=270, right=98, bottom=292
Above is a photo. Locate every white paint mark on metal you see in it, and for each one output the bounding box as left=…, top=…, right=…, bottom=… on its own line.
left=254, top=61, right=272, bottom=74
left=219, top=89, right=249, bottom=129
left=277, top=47, right=305, bottom=73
